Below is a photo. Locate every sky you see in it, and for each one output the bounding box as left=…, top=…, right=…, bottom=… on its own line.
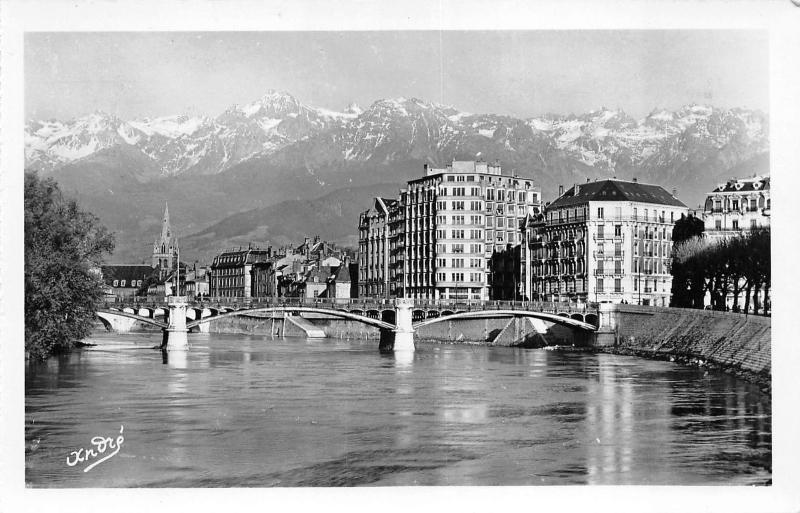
left=25, top=30, right=768, bottom=121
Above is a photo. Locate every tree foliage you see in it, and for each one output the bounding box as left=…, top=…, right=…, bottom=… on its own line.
left=669, top=214, right=706, bottom=308
left=25, top=172, right=115, bottom=358
left=670, top=226, right=770, bottom=314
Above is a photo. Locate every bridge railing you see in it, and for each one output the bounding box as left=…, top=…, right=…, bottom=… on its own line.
left=104, top=295, right=598, bottom=314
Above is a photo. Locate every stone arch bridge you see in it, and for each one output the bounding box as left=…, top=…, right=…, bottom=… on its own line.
left=97, top=297, right=599, bottom=352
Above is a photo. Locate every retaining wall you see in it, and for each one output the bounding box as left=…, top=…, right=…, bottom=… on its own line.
left=599, top=304, right=771, bottom=382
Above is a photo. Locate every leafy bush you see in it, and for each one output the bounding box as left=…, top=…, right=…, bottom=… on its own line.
left=25, top=172, right=115, bottom=358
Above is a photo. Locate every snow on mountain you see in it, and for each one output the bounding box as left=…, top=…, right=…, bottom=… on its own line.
left=128, top=115, right=208, bottom=138
left=25, top=92, right=768, bottom=187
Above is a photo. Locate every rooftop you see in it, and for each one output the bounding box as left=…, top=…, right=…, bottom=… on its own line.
left=711, top=175, right=770, bottom=193
left=548, top=179, right=687, bottom=209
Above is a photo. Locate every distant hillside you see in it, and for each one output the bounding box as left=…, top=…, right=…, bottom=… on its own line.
left=180, top=182, right=404, bottom=262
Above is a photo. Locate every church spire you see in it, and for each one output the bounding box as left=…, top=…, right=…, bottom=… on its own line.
left=161, top=202, right=171, bottom=239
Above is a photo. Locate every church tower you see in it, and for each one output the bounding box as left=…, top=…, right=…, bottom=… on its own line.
left=152, top=202, right=179, bottom=278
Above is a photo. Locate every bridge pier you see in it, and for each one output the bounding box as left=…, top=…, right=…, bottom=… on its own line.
left=392, top=298, right=415, bottom=352
left=164, top=296, right=189, bottom=351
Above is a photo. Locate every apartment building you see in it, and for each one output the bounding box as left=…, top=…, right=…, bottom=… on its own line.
left=358, top=197, right=399, bottom=298
left=702, top=175, right=770, bottom=240
left=359, top=160, right=542, bottom=300
left=209, top=246, right=273, bottom=298
left=522, top=179, right=688, bottom=306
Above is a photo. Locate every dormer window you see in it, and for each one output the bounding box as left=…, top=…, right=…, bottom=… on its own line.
left=753, top=182, right=762, bottom=190
left=734, top=182, right=744, bottom=191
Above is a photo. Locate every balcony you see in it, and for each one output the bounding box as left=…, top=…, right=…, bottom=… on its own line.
left=594, top=269, right=624, bottom=276
left=548, top=215, right=588, bottom=226
left=593, top=251, right=624, bottom=259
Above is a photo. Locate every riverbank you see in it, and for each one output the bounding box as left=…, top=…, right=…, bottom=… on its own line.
left=595, top=304, right=771, bottom=392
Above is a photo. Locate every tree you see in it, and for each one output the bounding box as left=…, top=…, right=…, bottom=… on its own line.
left=669, top=214, right=705, bottom=308
left=25, top=172, right=115, bottom=359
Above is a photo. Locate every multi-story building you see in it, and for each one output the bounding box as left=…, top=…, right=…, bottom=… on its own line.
left=359, top=160, right=542, bottom=300
left=405, top=160, right=541, bottom=300
left=101, top=264, right=155, bottom=299
left=702, top=175, right=770, bottom=239
left=358, top=198, right=399, bottom=298
left=522, top=179, right=688, bottom=306
left=209, top=246, right=273, bottom=298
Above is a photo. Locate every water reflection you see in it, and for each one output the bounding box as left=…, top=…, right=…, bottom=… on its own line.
left=25, top=332, right=771, bottom=487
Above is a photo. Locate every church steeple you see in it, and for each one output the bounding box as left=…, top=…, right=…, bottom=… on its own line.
left=152, top=201, right=179, bottom=276
left=161, top=202, right=171, bottom=239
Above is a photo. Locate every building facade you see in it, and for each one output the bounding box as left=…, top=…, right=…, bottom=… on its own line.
left=209, top=247, right=272, bottom=298
left=101, top=265, right=155, bottom=299
left=522, top=179, right=688, bottom=306
left=152, top=203, right=179, bottom=279
left=358, top=198, right=398, bottom=298
left=702, top=175, right=770, bottom=240
left=359, top=160, right=542, bottom=300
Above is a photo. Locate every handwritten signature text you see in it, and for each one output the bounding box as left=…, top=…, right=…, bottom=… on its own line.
left=66, top=425, right=124, bottom=472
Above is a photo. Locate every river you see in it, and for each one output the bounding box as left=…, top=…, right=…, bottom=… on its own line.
left=25, top=332, right=771, bottom=486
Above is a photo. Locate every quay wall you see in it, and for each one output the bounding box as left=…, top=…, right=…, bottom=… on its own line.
left=597, top=304, right=771, bottom=385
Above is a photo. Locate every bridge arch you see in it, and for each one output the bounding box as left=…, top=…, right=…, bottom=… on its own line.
left=96, top=310, right=169, bottom=330
left=186, top=306, right=396, bottom=331
left=412, top=309, right=597, bottom=332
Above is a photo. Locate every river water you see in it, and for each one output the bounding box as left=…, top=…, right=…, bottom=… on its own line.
left=25, top=332, right=771, bottom=487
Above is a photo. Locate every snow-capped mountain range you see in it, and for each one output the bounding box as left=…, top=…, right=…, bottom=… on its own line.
left=26, top=90, right=768, bottom=180
left=24, top=90, right=769, bottom=262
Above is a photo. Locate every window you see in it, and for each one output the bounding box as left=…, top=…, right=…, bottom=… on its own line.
left=715, top=219, right=722, bottom=230
left=614, top=224, right=622, bottom=236
left=597, top=207, right=604, bottom=219
left=644, top=209, right=649, bottom=221
left=751, top=219, right=757, bottom=229
left=670, top=211, right=674, bottom=223
left=732, top=219, right=739, bottom=230
left=614, top=279, right=622, bottom=293
left=121, top=280, right=126, bottom=287
left=452, top=244, right=464, bottom=253
left=597, top=225, right=605, bottom=238
left=452, top=229, right=465, bottom=239
left=113, top=280, right=118, bottom=287
left=596, top=278, right=604, bottom=293
left=452, top=201, right=465, bottom=210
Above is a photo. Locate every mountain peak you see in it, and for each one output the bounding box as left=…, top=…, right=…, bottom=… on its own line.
left=344, top=102, right=363, bottom=116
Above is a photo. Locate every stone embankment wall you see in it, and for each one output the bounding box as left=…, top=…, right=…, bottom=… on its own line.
left=599, top=304, right=771, bottom=385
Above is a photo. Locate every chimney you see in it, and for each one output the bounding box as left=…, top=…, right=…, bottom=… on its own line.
left=633, top=177, right=638, bottom=183
left=672, top=188, right=677, bottom=197
left=558, top=185, right=564, bottom=196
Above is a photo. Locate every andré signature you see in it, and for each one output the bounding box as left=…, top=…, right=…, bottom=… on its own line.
left=66, top=425, right=124, bottom=472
